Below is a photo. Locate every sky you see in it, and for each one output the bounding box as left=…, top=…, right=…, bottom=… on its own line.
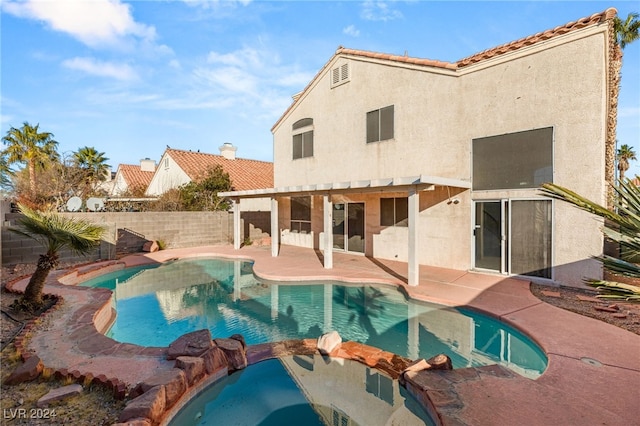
left=1, top=0, right=639, bottom=176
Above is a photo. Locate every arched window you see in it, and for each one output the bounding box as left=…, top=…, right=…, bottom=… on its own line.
left=292, top=118, right=314, bottom=159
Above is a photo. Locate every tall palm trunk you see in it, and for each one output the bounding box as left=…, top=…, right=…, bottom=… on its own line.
left=22, top=252, right=58, bottom=308
left=28, top=160, right=37, bottom=197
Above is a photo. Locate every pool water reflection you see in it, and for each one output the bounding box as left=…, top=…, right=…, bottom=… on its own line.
left=81, top=258, right=547, bottom=378
left=168, top=356, right=434, bottom=426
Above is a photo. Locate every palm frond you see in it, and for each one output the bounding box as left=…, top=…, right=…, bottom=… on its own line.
left=9, top=203, right=106, bottom=256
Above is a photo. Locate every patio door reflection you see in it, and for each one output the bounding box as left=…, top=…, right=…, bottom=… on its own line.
left=333, top=202, right=365, bottom=253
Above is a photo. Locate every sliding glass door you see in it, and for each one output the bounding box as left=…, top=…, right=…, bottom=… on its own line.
left=333, top=202, right=365, bottom=253
left=474, top=199, right=552, bottom=279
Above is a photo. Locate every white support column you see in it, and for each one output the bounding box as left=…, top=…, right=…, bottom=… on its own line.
left=271, top=197, right=279, bottom=257
left=323, top=194, right=333, bottom=269
left=408, top=186, right=419, bottom=286
left=233, top=198, right=241, bottom=250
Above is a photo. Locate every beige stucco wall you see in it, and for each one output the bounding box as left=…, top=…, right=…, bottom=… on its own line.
left=272, top=25, right=609, bottom=286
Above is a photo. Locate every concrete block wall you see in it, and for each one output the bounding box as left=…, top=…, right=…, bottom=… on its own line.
left=2, top=211, right=271, bottom=267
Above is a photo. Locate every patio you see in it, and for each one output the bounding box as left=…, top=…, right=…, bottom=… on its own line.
left=6, top=244, right=640, bottom=425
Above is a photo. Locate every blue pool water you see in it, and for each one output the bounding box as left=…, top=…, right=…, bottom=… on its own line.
left=82, top=257, right=547, bottom=378
left=168, top=356, right=434, bottom=426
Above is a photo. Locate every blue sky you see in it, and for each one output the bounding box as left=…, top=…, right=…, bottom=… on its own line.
left=2, top=1, right=639, bottom=176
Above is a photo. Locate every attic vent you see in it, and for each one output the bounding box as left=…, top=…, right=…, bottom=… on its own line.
left=331, top=62, right=350, bottom=88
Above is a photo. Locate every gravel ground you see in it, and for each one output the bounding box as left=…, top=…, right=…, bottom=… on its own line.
left=1, top=263, right=638, bottom=426
left=1, top=264, right=126, bottom=426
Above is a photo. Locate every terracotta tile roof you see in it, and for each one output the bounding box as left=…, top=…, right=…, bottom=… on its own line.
left=118, top=164, right=155, bottom=191
left=272, top=8, right=616, bottom=132
left=456, top=8, right=616, bottom=67
left=166, top=148, right=273, bottom=191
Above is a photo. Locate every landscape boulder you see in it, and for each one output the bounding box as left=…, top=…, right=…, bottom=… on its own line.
left=317, top=331, right=342, bottom=355
left=214, top=338, right=247, bottom=371
left=201, top=346, right=229, bottom=375
left=130, top=369, right=187, bottom=407
left=118, top=385, right=166, bottom=424
left=175, top=356, right=206, bottom=386
left=142, top=241, right=159, bottom=252
left=4, top=356, right=43, bottom=385
left=167, top=329, right=214, bottom=360
left=37, top=384, right=83, bottom=407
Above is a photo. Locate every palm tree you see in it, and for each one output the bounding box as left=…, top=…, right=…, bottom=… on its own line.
left=541, top=181, right=640, bottom=301
left=617, top=144, right=637, bottom=181
left=606, top=12, right=640, bottom=207
left=73, top=146, right=110, bottom=195
left=0, top=154, right=13, bottom=193
left=9, top=204, right=106, bottom=310
left=2, top=122, right=59, bottom=198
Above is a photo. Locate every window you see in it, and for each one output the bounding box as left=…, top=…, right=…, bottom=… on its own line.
left=331, top=62, right=350, bottom=88
left=472, top=127, right=553, bottom=190
left=164, top=158, right=169, bottom=169
left=367, top=105, right=394, bottom=143
left=291, top=196, right=311, bottom=233
left=380, top=197, right=408, bottom=226
left=292, top=118, right=314, bottom=159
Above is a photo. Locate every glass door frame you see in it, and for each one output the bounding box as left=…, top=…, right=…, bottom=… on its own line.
left=473, top=198, right=554, bottom=280
left=473, top=199, right=508, bottom=274
left=333, top=202, right=365, bottom=254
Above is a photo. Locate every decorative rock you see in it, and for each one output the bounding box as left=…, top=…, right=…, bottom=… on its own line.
left=131, top=369, right=187, bottom=408
left=37, top=384, right=82, bottom=407
left=201, top=347, right=229, bottom=375
left=118, top=385, right=166, bottom=424
left=229, top=334, right=247, bottom=350
left=214, top=338, right=247, bottom=371
left=426, top=354, right=453, bottom=370
left=142, top=241, right=159, bottom=252
left=594, top=306, right=618, bottom=313
left=175, top=356, right=206, bottom=386
left=167, top=329, right=214, bottom=360
left=317, top=331, right=342, bottom=355
left=4, top=355, right=43, bottom=385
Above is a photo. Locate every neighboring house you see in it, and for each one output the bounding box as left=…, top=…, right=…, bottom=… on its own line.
left=146, top=144, right=273, bottom=211
left=221, top=9, right=619, bottom=287
left=111, top=159, right=156, bottom=196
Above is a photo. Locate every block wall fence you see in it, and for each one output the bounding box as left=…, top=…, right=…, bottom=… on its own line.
left=1, top=210, right=271, bottom=267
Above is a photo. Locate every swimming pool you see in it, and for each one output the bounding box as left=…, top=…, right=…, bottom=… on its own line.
left=82, top=257, right=547, bottom=378
left=168, top=355, right=434, bottom=426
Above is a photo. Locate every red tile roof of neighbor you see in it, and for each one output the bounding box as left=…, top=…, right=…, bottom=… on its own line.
left=166, top=148, right=274, bottom=191
left=272, top=8, right=617, bottom=131
left=119, top=164, right=155, bottom=190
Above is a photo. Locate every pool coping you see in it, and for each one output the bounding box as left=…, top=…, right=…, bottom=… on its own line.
left=6, top=244, right=640, bottom=425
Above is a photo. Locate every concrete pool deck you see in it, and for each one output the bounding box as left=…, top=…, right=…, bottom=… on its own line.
left=7, top=244, right=640, bottom=425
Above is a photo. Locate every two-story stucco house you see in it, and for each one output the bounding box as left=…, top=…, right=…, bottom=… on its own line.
left=221, top=9, right=618, bottom=287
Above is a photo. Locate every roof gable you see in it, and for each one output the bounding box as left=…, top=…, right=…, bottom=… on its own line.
left=166, top=148, right=273, bottom=191
left=271, top=8, right=616, bottom=132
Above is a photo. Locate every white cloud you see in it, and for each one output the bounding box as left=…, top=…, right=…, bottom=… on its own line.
left=2, top=0, right=156, bottom=48
left=343, top=25, right=360, bottom=37
left=180, top=0, right=252, bottom=9
left=361, top=1, right=403, bottom=22
left=62, top=57, right=138, bottom=81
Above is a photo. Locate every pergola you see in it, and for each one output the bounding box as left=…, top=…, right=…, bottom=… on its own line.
left=220, top=174, right=470, bottom=286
